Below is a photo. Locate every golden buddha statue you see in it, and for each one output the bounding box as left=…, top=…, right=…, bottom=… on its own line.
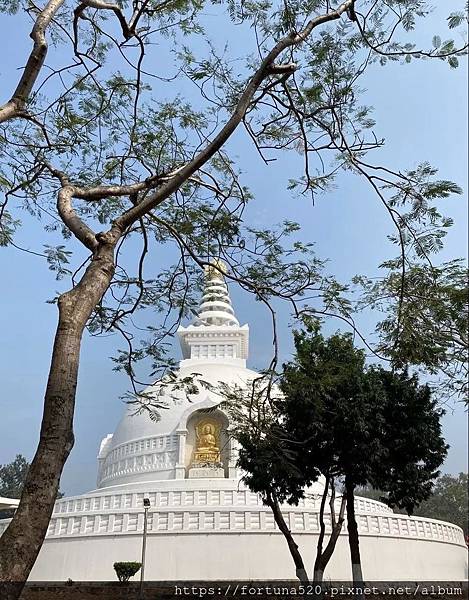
left=191, top=420, right=221, bottom=465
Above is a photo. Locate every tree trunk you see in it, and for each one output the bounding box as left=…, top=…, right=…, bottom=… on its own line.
left=314, top=478, right=346, bottom=584
left=313, top=476, right=329, bottom=583
left=345, top=476, right=363, bottom=586
left=266, top=492, right=309, bottom=583
left=318, top=494, right=346, bottom=575
left=0, top=237, right=117, bottom=599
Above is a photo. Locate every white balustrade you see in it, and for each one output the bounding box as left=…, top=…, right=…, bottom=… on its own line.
left=2, top=487, right=463, bottom=548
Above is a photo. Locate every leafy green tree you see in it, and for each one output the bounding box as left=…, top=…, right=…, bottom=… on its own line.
left=0, top=455, right=29, bottom=500
left=229, top=323, right=447, bottom=582
left=281, top=324, right=380, bottom=583
left=280, top=324, right=447, bottom=583
left=413, top=473, right=468, bottom=535
left=0, top=0, right=466, bottom=594
left=0, top=455, right=29, bottom=520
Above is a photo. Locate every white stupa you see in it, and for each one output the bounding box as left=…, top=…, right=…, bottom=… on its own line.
left=1, top=264, right=467, bottom=581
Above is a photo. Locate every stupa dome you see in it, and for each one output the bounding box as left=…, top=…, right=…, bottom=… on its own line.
left=96, top=262, right=254, bottom=489
left=97, top=360, right=260, bottom=488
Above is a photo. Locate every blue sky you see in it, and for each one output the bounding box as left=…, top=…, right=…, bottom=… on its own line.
left=0, top=4, right=467, bottom=495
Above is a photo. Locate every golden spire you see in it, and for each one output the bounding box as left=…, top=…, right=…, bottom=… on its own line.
left=204, top=258, right=227, bottom=280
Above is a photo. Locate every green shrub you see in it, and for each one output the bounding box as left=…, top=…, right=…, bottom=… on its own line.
left=113, top=561, right=142, bottom=582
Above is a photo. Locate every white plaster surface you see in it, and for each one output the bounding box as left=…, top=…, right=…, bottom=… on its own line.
left=26, top=527, right=468, bottom=581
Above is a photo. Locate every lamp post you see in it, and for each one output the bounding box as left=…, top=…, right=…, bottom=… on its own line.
left=138, top=497, right=150, bottom=600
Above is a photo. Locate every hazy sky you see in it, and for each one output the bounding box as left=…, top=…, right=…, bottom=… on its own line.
left=0, top=5, right=467, bottom=496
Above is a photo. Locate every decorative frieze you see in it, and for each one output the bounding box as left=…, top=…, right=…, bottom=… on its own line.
left=98, top=435, right=178, bottom=485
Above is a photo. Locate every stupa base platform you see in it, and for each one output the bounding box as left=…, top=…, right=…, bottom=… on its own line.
left=1, top=478, right=466, bottom=582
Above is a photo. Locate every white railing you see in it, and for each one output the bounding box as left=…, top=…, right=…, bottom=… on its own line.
left=41, top=509, right=465, bottom=546
left=51, top=489, right=393, bottom=517
left=1, top=504, right=464, bottom=548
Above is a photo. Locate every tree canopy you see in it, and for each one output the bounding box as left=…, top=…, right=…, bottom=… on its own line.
left=413, top=472, right=468, bottom=536
left=355, top=259, right=468, bottom=401
left=0, top=0, right=467, bottom=390
left=228, top=323, right=448, bottom=581
left=280, top=324, right=448, bottom=513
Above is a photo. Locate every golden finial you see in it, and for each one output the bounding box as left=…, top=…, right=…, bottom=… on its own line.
left=204, top=259, right=227, bottom=280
